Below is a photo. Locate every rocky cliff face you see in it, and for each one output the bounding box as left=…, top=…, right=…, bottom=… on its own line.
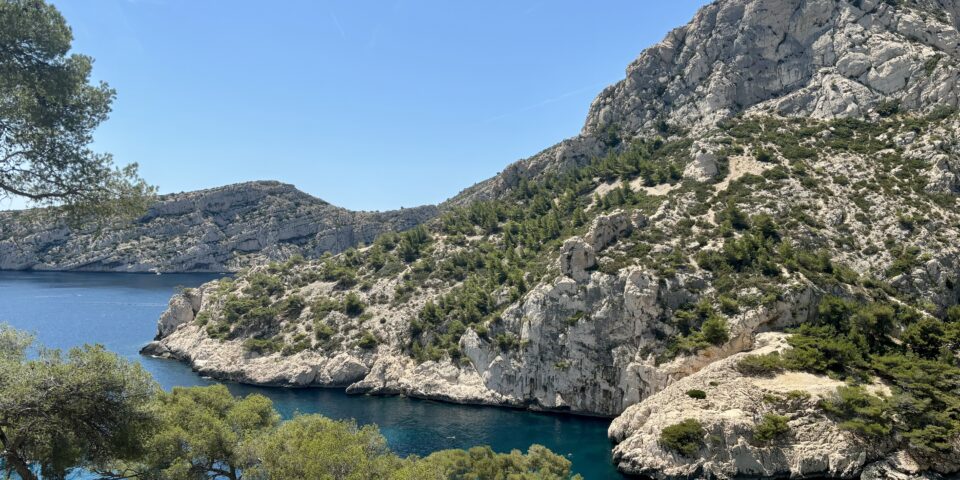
left=450, top=0, right=960, bottom=208
left=0, top=181, right=437, bottom=272
left=145, top=0, right=960, bottom=478
left=584, top=0, right=960, bottom=136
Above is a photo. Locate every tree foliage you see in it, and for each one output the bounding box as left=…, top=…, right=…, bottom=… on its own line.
left=248, top=415, right=400, bottom=480
left=109, top=385, right=274, bottom=480
left=0, top=0, right=154, bottom=220
left=0, top=324, right=157, bottom=480
left=0, top=325, right=580, bottom=479
left=739, top=297, right=960, bottom=458
left=407, top=445, right=581, bottom=480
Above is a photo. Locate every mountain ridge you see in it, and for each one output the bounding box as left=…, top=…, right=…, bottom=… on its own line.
left=446, top=0, right=960, bottom=209
left=0, top=180, right=438, bottom=272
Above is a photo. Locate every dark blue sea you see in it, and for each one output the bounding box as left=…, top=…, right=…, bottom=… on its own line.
left=0, top=271, right=620, bottom=479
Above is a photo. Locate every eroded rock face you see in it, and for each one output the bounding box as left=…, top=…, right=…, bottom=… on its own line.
left=157, top=292, right=197, bottom=338
left=583, top=0, right=960, bottom=136
left=145, top=210, right=820, bottom=418
left=447, top=0, right=960, bottom=211
left=0, top=181, right=437, bottom=272
left=558, top=239, right=595, bottom=282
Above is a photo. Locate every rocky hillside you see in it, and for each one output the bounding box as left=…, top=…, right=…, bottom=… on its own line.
left=145, top=0, right=960, bottom=478
left=449, top=0, right=960, bottom=206
left=0, top=181, right=437, bottom=272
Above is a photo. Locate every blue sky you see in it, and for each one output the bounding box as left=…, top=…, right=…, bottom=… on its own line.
left=24, top=0, right=709, bottom=212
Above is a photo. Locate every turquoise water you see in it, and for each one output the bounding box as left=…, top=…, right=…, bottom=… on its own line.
left=0, top=271, right=621, bottom=479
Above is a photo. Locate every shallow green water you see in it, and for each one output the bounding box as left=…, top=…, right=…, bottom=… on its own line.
left=0, top=271, right=623, bottom=479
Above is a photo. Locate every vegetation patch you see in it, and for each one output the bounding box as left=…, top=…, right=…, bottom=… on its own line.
left=736, top=353, right=784, bottom=376
left=243, top=337, right=282, bottom=354
left=752, top=413, right=790, bottom=444
left=686, top=389, right=707, bottom=400
left=659, top=419, right=706, bottom=457
left=754, top=297, right=960, bottom=457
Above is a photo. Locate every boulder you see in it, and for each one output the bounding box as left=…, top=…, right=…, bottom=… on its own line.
left=559, top=239, right=595, bottom=282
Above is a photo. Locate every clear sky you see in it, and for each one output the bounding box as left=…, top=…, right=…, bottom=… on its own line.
left=15, top=0, right=709, bottom=212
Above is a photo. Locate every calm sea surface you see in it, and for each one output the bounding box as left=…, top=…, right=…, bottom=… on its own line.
left=0, top=271, right=621, bottom=479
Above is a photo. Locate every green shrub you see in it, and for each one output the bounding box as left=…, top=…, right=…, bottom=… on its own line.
left=670, top=305, right=731, bottom=356
left=924, top=54, right=943, bottom=74
left=245, top=272, right=284, bottom=297
left=659, top=419, right=705, bottom=457
left=281, top=339, right=310, bottom=357
left=755, top=149, right=773, bottom=163
left=735, top=353, right=784, bottom=376
left=205, top=322, right=230, bottom=340
left=494, top=333, right=520, bottom=351
left=780, top=325, right=867, bottom=374
left=321, top=263, right=357, bottom=288
left=357, top=331, right=378, bottom=349
left=314, top=322, right=336, bottom=340
left=194, top=311, right=210, bottom=327
left=701, top=317, right=729, bottom=345
left=279, top=295, right=306, bottom=319
left=397, top=225, right=432, bottom=262
left=719, top=203, right=751, bottom=230
left=223, top=294, right=265, bottom=323
left=342, top=292, right=365, bottom=317
left=875, top=99, right=900, bottom=117
left=686, top=389, right=707, bottom=400
left=820, top=386, right=894, bottom=437
left=753, top=413, right=790, bottom=443
left=312, top=297, right=339, bottom=320
left=786, top=390, right=811, bottom=401
left=243, top=337, right=281, bottom=355
left=719, top=295, right=739, bottom=315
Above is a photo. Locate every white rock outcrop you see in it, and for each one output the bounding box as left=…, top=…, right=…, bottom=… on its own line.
left=606, top=333, right=960, bottom=480
left=583, top=0, right=960, bottom=137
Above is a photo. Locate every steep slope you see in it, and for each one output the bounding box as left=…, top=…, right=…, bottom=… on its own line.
left=449, top=0, right=960, bottom=207
left=145, top=0, right=960, bottom=478
left=149, top=111, right=960, bottom=477
left=0, top=181, right=437, bottom=272
left=584, top=0, right=960, bottom=134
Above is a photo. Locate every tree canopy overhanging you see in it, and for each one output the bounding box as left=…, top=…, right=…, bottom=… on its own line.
left=0, top=0, right=154, bottom=220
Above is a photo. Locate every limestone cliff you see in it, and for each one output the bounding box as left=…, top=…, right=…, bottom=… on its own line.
left=449, top=0, right=960, bottom=207
left=144, top=0, right=960, bottom=478
left=0, top=181, right=437, bottom=272
left=147, top=108, right=960, bottom=477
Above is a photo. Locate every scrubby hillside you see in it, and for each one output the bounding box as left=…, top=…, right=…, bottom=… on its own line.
left=145, top=0, right=960, bottom=477
left=0, top=181, right=437, bottom=272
